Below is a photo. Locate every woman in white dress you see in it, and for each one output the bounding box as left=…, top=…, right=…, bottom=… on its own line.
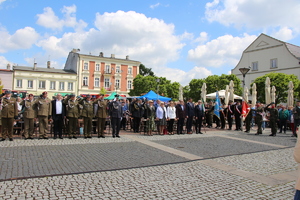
left=166, top=101, right=176, bottom=135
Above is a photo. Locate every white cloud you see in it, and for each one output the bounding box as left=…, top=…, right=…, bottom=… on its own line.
left=150, top=3, right=161, bottom=9
left=0, top=26, right=39, bottom=53
left=205, top=0, right=300, bottom=37
left=188, top=33, right=257, bottom=68
left=158, top=66, right=213, bottom=86
left=36, top=5, right=87, bottom=31
left=0, top=0, right=6, bottom=4
left=37, top=10, right=184, bottom=74
left=272, top=27, right=295, bottom=41
left=0, top=56, right=11, bottom=69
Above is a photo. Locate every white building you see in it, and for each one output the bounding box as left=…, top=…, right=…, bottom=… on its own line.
left=232, top=33, right=300, bottom=88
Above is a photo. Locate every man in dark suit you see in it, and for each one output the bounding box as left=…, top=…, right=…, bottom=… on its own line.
left=109, top=94, right=122, bottom=138
left=176, top=100, right=186, bottom=134
left=195, top=100, right=205, bottom=134
left=131, top=99, right=143, bottom=133
left=186, top=98, right=195, bottom=134
left=234, top=101, right=242, bottom=131
left=51, top=93, right=66, bottom=139
left=226, top=100, right=234, bottom=130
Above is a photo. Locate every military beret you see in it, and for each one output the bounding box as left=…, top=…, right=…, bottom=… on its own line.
left=28, top=94, right=34, bottom=97
left=69, top=94, right=75, bottom=98
left=4, top=90, right=11, bottom=94
left=42, top=91, right=48, bottom=95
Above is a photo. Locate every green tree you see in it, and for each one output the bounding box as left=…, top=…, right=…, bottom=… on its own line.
left=188, top=79, right=204, bottom=101
left=99, top=87, right=107, bottom=95
left=139, top=64, right=155, bottom=76
left=205, top=74, right=242, bottom=95
left=251, top=72, right=300, bottom=104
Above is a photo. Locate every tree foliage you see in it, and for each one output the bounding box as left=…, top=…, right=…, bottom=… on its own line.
left=129, top=74, right=180, bottom=100
left=250, top=72, right=300, bottom=104
left=184, top=74, right=243, bottom=101
left=139, top=64, right=155, bottom=76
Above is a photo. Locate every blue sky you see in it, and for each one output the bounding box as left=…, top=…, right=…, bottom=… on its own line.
left=1, top=0, right=300, bottom=86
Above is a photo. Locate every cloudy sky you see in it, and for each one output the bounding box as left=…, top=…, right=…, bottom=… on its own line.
left=1, top=0, right=300, bottom=86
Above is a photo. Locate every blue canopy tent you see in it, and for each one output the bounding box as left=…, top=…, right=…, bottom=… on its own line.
left=139, top=90, right=171, bottom=102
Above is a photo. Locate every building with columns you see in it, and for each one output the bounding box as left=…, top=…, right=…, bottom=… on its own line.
left=232, top=33, right=300, bottom=89
left=64, top=49, right=140, bottom=96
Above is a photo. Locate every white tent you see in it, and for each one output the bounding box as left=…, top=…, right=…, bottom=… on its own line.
left=206, top=90, right=242, bottom=100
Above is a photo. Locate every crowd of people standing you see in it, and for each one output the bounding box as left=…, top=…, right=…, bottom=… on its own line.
left=0, top=89, right=299, bottom=141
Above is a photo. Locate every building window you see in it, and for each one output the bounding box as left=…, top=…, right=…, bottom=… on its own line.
left=95, top=64, right=100, bottom=71
left=127, top=80, right=132, bottom=89
left=270, top=58, right=277, bottom=68
left=252, top=62, right=258, bottom=71
left=104, top=78, right=110, bottom=88
left=39, top=81, right=46, bottom=89
left=50, top=81, right=56, bottom=90
left=115, top=79, right=120, bottom=89
left=116, top=66, right=120, bottom=73
left=128, top=67, right=132, bottom=75
left=105, top=65, right=110, bottom=73
left=59, top=82, right=65, bottom=90
left=28, top=80, right=33, bottom=88
left=95, top=78, right=100, bottom=87
left=68, top=82, right=73, bottom=90
left=84, top=62, right=89, bottom=70
left=83, top=77, right=88, bottom=86
left=16, top=79, right=22, bottom=88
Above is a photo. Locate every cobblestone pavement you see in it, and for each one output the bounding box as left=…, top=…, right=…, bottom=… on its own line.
left=0, top=128, right=298, bottom=199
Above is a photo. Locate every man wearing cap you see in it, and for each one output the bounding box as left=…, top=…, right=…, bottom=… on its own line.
left=292, top=100, right=300, bottom=137
left=265, top=102, right=279, bottom=136
left=20, top=94, right=37, bottom=139
left=109, top=94, right=122, bottom=138
left=79, top=94, right=94, bottom=138
left=64, top=94, right=80, bottom=139
left=0, top=90, right=18, bottom=141
left=34, top=91, right=52, bottom=139
left=94, top=94, right=107, bottom=138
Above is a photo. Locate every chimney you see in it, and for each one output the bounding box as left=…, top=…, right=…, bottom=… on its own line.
left=33, top=63, right=37, bottom=70
left=99, top=52, right=103, bottom=57
left=47, top=61, right=51, bottom=68
left=111, top=54, right=115, bottom=58
left=6, top=63, right=11, bottom=70
left=126, top=55, right=129, bottom=60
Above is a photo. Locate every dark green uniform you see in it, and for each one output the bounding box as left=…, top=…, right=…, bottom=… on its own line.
left=80, top=99, right=94, bottom=138
left=254, top=106, right=264, bottom=135
left=20, top=99, right=37, bottom=139
left=265, top=105, right=279, bottom=136
left=64, top=98, right=80, bottom=138
left=207, top=104, right=214, bottom=127
left=1, top=97, right=18, bottom=140
left=94, top=99, right=108, bottom=137
left=34, top=97, right=52, bottom=139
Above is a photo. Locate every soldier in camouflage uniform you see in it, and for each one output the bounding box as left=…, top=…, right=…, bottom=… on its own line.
left=254, top=101, right=264, bottom=135
left=64, top=94, right=80, bottom=139
left=94, top=94, right=108, bottom=138
left=0, top=90, right=18, bottom=141
left=265, top=102, right=279, bottom=136
left=20, top=94, right=37, bottom=139
left=79, top=95, right=94, bottom=138
left=34, top=91, right=52, bottom=139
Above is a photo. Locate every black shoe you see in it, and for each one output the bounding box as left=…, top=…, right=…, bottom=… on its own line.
left=59, top=137, right=63, bottom=139
left=245, top=130, right=249, bottom=133
left=113, top=136, right=116, bottom=138
left=116, top=135, right=120, bottom=138
left=69, top=137, right=72, bottom=139
left=25, top=137, right=29, bottom=140
left=29, top=137, right=34, bottom=140
left=87, top=136, right=92, bottom=138
left=199, top=132, right=203, bottom=134
left=255, top=133, right=260, bottom=135
left=0, top=138, right=5, bottom=141
left=99, top=135, right=105, bottom=138
left=269, top=134, right=276, bottom=136
left=53, top=137, right=57, bottom=139
left=84, top=137, right=87, bottom=139
left=73, top=136, right=77, bottom=139
left=292, top=134, right=297, bottom=137
left=44, top=137, right=48, bottom=140
left=9, top=138, right=13, bottom=141
left=98, top=136, right=101, bottom=138
left=279, top=131, right=282, bottom=133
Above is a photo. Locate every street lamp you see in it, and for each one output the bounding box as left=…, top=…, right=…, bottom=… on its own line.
left=156, top=78, right=160, bottom=100
left=239, top=67, right=250, bottom=131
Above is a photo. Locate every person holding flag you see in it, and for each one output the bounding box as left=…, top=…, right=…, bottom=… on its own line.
left=243, top=101, right=252, bottom=133
left=214, top=91, right=221, bottom=124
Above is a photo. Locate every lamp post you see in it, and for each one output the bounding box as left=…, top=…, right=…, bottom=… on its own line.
left=156, top=78, right=160, bottom=100
left=239, top=67, right=250, bottom=131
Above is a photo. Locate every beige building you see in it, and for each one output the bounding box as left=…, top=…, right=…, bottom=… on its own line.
left=0, top=64, right=13, bottom=90
left=64, top=49, right=140, bottom=96
left=13, top=62, right=77, bottom=97
left=232, top=33, right=300, bottom=88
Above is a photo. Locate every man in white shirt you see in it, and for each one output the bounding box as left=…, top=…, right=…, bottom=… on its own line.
left=51, top=94, right=66, bottom=139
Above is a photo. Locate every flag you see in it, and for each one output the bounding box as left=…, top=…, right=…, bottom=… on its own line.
left=242, top=101, right=250, bottom=121
left=201, top=98, right=205, bottom=111
left=214, top=91, right=221, bottom=119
